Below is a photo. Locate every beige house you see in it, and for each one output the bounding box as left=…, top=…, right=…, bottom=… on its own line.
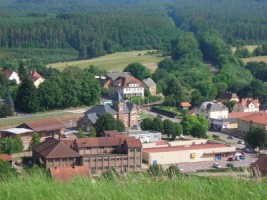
left=195, top=101, right=228, bottom=126
left=143, top=78, right=157, bottom=96
left=142, top=139, right=236, bottom=165
left=237, top=112, right=267, bottom=138
left=233, top=98, right=260, bottom=113
left=30, top=71, right=45, bottom=88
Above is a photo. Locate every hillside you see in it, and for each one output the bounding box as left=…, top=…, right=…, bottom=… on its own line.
left=1, top=172, right=266, bottom=200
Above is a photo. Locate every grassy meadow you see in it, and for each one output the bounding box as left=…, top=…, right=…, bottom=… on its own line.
left=0, top=171, right=266, bottom=200
left=232, top=45, right=258, bottom=53
left=242, top=56, right=267, bottom=64
left=47, top=50, right=166, bottom=72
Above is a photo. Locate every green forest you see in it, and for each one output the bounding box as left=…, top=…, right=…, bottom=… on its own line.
left=1, top=0, right=267, bottom=115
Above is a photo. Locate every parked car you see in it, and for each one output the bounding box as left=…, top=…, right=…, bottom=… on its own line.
left=226, top=163, right=236, bottom=168
left=62, top=133, right=68, bottom=138
left=237, top=140, right=245, bottom=145
left=243, top=147, right=254, bottom=153
left=157, top=114, right=163, bottom=118
left=227, top=136, right=234, bottom=140
left=228, top=157, right=235, bottom=161
left=213, top=162, right=222, bottom=168
left=132, top=125, right=141, bottom=130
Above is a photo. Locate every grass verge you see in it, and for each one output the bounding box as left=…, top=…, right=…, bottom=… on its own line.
left=0, top=171, right=266, bottom=200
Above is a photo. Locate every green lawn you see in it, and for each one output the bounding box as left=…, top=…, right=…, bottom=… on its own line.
left=47, top=50, right=166, bottom=72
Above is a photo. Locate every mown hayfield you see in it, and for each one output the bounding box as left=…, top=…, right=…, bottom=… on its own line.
left=242, top=56, right=267, bottom=64
left=47, top=50, right=166, bottom=72
left=232, top=45, right=258, bottom=53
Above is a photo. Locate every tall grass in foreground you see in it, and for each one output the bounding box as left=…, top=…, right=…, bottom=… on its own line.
left=0, top=170, right=267, bottom=200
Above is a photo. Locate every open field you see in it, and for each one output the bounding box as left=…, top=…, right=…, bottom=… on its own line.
left=47, top=50, right=166, bottom=72
left=242, top=56, right=267, bottom=64
left=232, top=45, right=258, bottom=53
left=0, top=112, right=82, bottom=129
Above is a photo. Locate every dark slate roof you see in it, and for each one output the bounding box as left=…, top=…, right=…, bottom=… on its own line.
left=85, top=105, right=117, bottom=115
left=87, top=113, right=98, bottom=124
left=107, top=72, right=131, bottom=81
left=113, top=91, right=123, bottom=102
left=33, top=137, right=80, bottom=159
left=201, top=102, right=228, bottom=111
left=143, top=78, right=156, bottom=88
left=124, top=102, right=135, bottom=113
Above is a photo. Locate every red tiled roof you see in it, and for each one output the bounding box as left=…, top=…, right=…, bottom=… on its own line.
left=30, top=71, right=44, bottom=82
left=0, top=70, right=14, bottom=78
left=75, top=137, right=121, bottom=148
left=103, top=130, right=121, bottom=137
left=33, top=137, right=80, bottom=158
left=0, top=154, right=12, bottom=161
left=228, top=112, right=255, bottom=119
left=155, top=141, right=168, bottom=146
left=125, top=138, right=142, bottom=148
left=50, top=166, right=90, bottom=182
left=252, top=154, right=267, bottom=172
left=237, top=98, right=260, bottom=108
left=113, top=76, right=144, bottom=88
left=143, top=143, right=228, bottom=153
left=238, top=112, right=267, bottom=125
left=181, top=102, right=191, bottom=107
left=17, top=118, right=66, bottom=132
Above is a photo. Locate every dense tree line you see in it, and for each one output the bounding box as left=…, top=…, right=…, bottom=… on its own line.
left=169, top=0, right=267, bottom=45
left=0, top=2, right=177, bottom=61
left=14, top=65, right=101, bottom=113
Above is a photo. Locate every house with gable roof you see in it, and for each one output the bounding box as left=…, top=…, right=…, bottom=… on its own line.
left=0, top=70, right=20, bottom=84
left=77, top=92, right=139, bottom=131
left=109, top=75, right=144, bottom=98
left=233, top=98, right=260, bottom=113
left=143, top=78, right=157, bottom=96
left=30, top=70, right=45, bottom=88
left=195, top=101, right=228, bottom=127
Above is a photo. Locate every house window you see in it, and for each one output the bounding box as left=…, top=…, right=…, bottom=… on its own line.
left=136, top=157, right=141, bottom=160
left=111, top=158, right=115, bottom=161
left=104, top=158, right=109, bottom=161
left=136, top=148, right=141, bottom=152
left=117, top=158, right=122, bottom=160
left=129, top=149, right=134, bottom=152
left=123, top=157, right=128, bottom=160
left=97, top=167, right=102, bottom=170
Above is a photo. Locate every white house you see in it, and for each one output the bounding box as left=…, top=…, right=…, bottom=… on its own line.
left=195, top=101, right=228, bottom=125
left=233, top=98, right=260, bottom=112
left=0, top=70, right=20, bottom=84
left=108, top=75, right=144, bottom=98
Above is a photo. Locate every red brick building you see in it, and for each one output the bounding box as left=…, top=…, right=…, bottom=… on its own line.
left=33, top=136, right=142, bottom=175
left=32, top=137, right=81, bottom=168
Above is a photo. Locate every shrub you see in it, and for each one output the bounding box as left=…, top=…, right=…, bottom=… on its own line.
left=147, top=164, right=165, bottom=177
